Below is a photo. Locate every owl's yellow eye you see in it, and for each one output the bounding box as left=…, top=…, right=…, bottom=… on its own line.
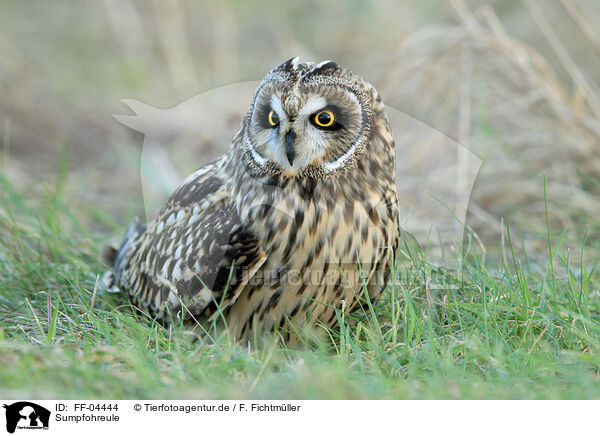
left=268, top=110, right=279, bottom=127
left=314, top=110, right=335, bottom=127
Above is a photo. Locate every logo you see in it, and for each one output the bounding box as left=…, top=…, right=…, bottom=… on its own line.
left=2, top=402, right=50, bottom=434
left=116, top=83, right=481, bottom=274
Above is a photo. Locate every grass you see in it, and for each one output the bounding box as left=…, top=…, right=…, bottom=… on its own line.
left=1, top=169, right=600, bottom=400
left=1, top=0, right=600, bottom=402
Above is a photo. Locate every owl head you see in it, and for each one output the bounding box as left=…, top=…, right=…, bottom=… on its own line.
left=241, top=57, right=387, bottom=179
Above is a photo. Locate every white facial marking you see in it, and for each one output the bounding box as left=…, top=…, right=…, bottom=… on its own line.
left=269, top=94, right=285, bottom=120
left=260, top=94, right=294, bottom=169
left=299, top=94, right=327, bottom=117
left=246, top=133, right=268, bottom=166
left=322, top=91, right=363, bottom=172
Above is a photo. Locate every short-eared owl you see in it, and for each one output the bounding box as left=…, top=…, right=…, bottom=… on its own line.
left=103, top=58, right=400, bottom=341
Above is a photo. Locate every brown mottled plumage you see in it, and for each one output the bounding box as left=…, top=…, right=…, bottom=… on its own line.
left=103, top=58, right=400, bottom=341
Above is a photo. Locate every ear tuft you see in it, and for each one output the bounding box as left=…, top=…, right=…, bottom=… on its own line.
left=309, top=60, right=340, bottom=75
left=273, top=57, right=301, bottom=74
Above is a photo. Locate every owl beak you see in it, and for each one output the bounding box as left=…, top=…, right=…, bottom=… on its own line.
left=285, top=130, right=296, bottom=166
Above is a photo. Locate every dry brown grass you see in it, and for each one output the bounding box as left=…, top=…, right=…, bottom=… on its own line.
left=379, top=1, right=600, bottom=255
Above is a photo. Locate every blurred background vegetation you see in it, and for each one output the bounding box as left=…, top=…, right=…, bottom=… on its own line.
left=3, top=0, right=600, bottom=400
left=1, top=0, right=600, bottom=258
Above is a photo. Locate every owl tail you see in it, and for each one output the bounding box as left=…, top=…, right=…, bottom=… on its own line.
left=100, top=217, right=146, bottom=293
